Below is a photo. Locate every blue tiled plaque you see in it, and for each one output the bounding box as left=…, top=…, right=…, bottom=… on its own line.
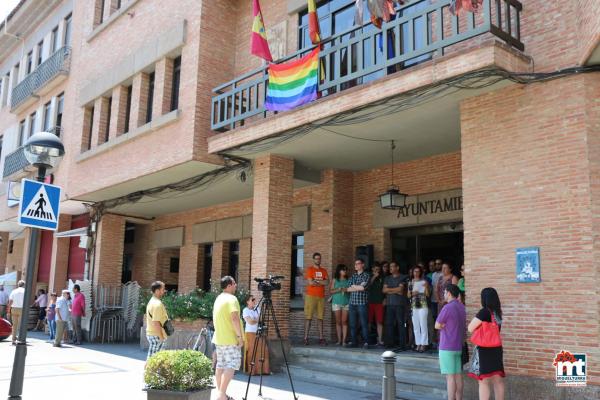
left=516, top=247, right=541, bottom=283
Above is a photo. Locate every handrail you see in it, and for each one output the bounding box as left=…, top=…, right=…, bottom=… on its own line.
left=211, top=0, right=524, bottom=132
left=10, top=46, right=71, bottom=110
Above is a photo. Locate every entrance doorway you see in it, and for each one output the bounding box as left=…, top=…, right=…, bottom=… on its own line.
left=391, top=222, right=463, bottom=274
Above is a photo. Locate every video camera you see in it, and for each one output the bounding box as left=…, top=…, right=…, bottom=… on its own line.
left=254, top=275, right=284, bottom=292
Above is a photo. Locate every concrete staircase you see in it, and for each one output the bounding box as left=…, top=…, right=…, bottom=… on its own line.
left=288, top=346, right=447, bottom=400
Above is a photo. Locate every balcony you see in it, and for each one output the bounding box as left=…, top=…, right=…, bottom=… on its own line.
left=11, top=46, right=71, bottom=112
left=3, top=127, right=62, bottom=180
left=211, top=0, right=524, bottom=132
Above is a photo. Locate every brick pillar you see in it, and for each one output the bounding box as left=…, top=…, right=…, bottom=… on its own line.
left=93, top=214, right=125, bottom=287
left=0, top=232, right=8, bottom=274
left=153, top=57, right=174, bottom=119
left=251, top=154, right=293, bottom=337
left=131, top=223, right=157, bottom=290
left=93, top=0, right=104, bottom=27
left=94, top=97, right=110, bottom=145
left=49, top=214, right=72, bottom=293
left=179, top=242, right=200, bottom=294
left=211, top=241, right=229, bottom=288
left=130, top=72, right=150, bottom=131
left=110, top=85, right=128, bottom=138
left=238, top=238, right=252, bottom=291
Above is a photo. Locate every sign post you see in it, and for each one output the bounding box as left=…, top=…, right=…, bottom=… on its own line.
left=8, top=178, right=61, bottom=399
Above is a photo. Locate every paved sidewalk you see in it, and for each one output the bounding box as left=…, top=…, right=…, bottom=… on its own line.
left=0, top=332, right=380, bottom=400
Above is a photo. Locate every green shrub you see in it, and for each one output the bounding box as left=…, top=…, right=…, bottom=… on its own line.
left=138, top=284, right=250, bottom=321
left=145, top=350, right=212, bottom=391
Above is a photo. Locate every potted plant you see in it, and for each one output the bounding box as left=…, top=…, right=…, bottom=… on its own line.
left=144, top=349, right=213, bottom=400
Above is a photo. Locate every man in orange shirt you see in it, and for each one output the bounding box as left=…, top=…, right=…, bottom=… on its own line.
left=303, top=252, right=329, bottom=345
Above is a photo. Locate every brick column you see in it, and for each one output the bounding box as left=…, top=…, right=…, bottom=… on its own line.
left=93, top=97, right=110, bottom=145
left=0, top=232, right=8, bottom=274
left=130, top=72, right=150, bottom=131
left=110, top=85, right=128, bottom=138
left=93, top=214, right=125, bottom=287
left=131, top=223, right=157, bottom=289
left=152, top=57, right=174, bottom=119
left=238, top=238, right=252, bottom=290
left=49, top=214, right=72, bottom=293
left=179, top=242, right=200, bottom=294
left=251, top=154, right=293, bottom=337
left=210, top=241, right=229, bottom=289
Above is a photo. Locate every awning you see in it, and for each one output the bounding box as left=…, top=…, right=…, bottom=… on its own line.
left=55, top=227, right=88, bottom=238
left=0, top=271, right=17, bottom=286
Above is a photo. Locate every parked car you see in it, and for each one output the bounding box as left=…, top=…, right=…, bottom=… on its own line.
left=0, top=318, right=12, bottom=341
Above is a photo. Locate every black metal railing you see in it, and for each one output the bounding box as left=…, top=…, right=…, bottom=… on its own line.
left=11, top=46, right=71, bottom=110
left=3, top=126, right=62, bottom=178
left=211, top=0, right=523, bottom=132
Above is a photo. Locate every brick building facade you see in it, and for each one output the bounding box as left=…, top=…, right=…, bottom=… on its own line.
left=0, top=0, right=599, bottom=398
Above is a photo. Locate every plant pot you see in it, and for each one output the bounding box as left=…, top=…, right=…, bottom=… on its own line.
left=146, top=387, right=213, bottom=400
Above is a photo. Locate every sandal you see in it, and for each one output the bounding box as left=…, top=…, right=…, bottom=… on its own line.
left=303, top=338, right=309, bottom=346
left=319, top=338, right=327, bottom=346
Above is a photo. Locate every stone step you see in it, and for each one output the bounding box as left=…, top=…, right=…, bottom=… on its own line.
left=289, top=346, right=440, bottom=370
left=291, top=355, right=444, bottom=387
left=289, top=362, right=447, bottom=399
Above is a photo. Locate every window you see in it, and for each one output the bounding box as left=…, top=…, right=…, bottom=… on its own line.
left=55, top=93, right=64, bottom=135
left=203, top=244, right=213, bottom=292
left=99, top=0, right=106, bottom=23
left=26, top=51, right=33, bottom=75
left=12, top=63, right=19, bottom=86
left=170, top=56, right=181, bottom=111
left=2, top=73, right=8, bottom=106
left=37, top=41, right=44, bottom=66
left=124, top=222, right=135, bottom=243
left=122, top=253, right=133, bottom=283
left=169, top=257, right=180, bottom=273
left=8, top=240, right=14, bottom=254
left=104, top=96, right=112, bottom=142
left=291, top=234, right=305, bottom=298
left=43, top=101, right=52, bottom=131
left=51, top=26, right=59, bottom=53
left=124, top=85, right=132, bottom=133
left=63, top=14, right=72, bottom=46
left=28, top=112, right=37, bottom=138
left=146, top=72, right=155, bottom=124
left=228, top=241, right=239, bottom=282
left=18, top=120, right=26, bottom=146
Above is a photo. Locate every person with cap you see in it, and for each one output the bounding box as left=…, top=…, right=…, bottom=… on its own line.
left=7, top=280, right=25, bottom=345
left=54, top=289, right=71, bottom=347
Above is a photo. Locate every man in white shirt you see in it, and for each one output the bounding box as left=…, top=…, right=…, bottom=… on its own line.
left=7, top=280, right=26, bottom=345
left=0, top=285, right=9, bottom=319
left=54, top=289, right=70, bottom=347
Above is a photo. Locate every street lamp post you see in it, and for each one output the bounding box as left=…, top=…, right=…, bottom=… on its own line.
left=8, top=132, right=65, bottom=400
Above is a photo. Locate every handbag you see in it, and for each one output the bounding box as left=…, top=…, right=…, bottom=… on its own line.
left=470, top=312, right=502, bottom=347
left=149, top=311, right=175, bottom=337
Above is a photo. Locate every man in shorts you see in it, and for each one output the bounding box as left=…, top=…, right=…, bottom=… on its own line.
left=435, top=284, right=466, bottom=400
left=303, top=252, right=329, bottom=345
left=146, top=281, right=168, bottom=360
left=213, top=276, right=244, bottom=400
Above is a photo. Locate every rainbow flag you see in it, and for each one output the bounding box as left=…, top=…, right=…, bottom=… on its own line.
left=251, top=0, right=273, bottom=62
left=265, top=48, right=319, bottom=112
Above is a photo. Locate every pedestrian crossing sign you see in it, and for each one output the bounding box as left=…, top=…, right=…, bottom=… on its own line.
left=18, top=179, right=62, bottom=231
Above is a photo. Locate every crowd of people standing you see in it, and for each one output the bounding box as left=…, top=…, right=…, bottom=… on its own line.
left=2, top=281, right=86, bottom=347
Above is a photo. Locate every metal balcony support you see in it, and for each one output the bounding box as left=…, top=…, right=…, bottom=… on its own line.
left=10, top=46, right=72, bottom=111
left=211, top=0, right=524, bottom=132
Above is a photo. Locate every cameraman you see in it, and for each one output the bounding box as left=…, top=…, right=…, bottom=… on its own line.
left=213, top=276, right=244, bottom=400
left=303, top=252, right=329, bottom=346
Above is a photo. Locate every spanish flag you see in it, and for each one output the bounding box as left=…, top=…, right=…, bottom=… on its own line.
left=308, top=0, right=321, bottom=44
left=251, top=0, right=273, bottom=62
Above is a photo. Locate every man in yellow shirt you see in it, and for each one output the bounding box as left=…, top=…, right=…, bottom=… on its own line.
left=146, top=281, right=168, bottom=361
left=213, top=276, right=243, bottom=400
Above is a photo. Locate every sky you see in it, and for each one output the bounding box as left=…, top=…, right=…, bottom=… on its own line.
left=0, top=0, right=20, bottom=21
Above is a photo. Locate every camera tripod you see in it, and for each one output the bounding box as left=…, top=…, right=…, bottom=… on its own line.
left=243, top=289, right=298, bottom=400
